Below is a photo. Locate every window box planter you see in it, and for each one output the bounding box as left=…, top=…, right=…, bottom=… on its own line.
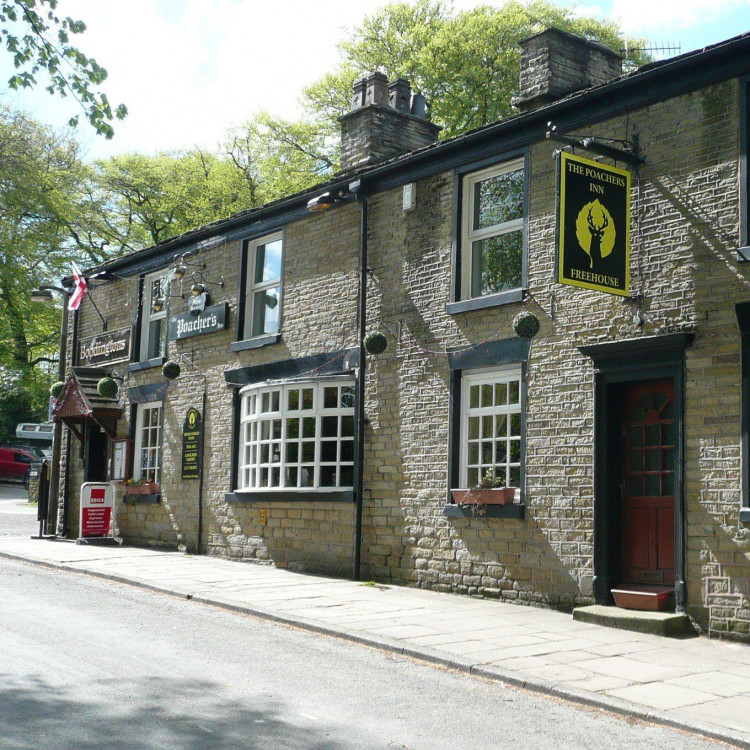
left=124, top=482, right=159, bottom=496
left=451, top=488, right=516, bottom=506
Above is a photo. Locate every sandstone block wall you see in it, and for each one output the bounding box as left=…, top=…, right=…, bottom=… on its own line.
left=61, top=78, right=750, bottom=637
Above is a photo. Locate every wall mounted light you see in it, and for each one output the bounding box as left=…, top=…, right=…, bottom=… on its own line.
left=191, top=282, right=206, bottom=297
left=307, top=188, right=357, bottom=213
left=173, top=262, right=188, bottom=280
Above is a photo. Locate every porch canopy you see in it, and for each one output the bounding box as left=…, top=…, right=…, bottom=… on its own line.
left=53, top=367, right=122, bottom=444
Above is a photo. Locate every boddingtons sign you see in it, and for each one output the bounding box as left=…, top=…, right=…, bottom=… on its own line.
left=557, top=152, right=631, bottom=296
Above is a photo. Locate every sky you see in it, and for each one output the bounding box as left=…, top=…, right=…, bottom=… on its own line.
left=1, top=0, right=749, bottom=161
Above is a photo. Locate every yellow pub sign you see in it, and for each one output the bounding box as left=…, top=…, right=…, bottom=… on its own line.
left=557, top=152, right=631, bottom=296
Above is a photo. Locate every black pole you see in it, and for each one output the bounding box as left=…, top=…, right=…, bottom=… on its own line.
left=46, top=299, right=69, bottom=536
left=353, top=190, right=368, bottom=581
left=61, top=307, right=79, bottom=537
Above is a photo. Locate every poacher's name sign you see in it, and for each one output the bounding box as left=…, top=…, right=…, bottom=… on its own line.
left=557, top=152, right=631, bottom=296
left=78, top=327, right=132, bottom=366
left=169, top=302, right=228, bottom=341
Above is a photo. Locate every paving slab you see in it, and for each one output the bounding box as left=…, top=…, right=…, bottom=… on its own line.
left=2, top=537, right=750, bottom=749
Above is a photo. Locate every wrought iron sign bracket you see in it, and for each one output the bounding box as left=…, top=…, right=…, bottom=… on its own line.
left=546, top=123, right=645, bottom=167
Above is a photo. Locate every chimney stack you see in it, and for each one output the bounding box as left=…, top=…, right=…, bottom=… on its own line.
left=514, top=28, right=622, bottom=113
left=339, top=73, right=441, bottom=171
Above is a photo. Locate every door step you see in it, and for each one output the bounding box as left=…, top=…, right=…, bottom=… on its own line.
left=611, top=585, right=672, bottom=612
left=573, top=605, right=697, bottom=638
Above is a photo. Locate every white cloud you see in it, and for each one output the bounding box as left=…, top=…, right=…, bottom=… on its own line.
left=572, top=0, right=749, bottom=36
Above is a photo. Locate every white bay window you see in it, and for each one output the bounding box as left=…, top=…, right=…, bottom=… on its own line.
left=238, top=379, right=355, bottom=491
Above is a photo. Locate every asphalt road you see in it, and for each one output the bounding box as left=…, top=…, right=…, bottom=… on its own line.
left=0, top=558, right=734, bottom=750
left=0, top=481, right=36, bottom=538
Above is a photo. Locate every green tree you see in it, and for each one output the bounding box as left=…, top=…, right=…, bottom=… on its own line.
left=88, top=149, right=260, bottom=254
left=225, top=112, right=336, bottom=204
left=0, top=365, right=50, bottom=441
left=228, top=0, right=650, bottom=186
left=0, top=0, right=126, bottom=137
left=0, top=106, right=83, bottom=373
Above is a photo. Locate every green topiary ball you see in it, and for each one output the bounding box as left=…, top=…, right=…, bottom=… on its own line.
left=364, top=331, right=387, bottom=355
left=512, top=311, right=540, bottom=339
left=50, top=381, right=64, bottom=399
left=162, top=361, right=181, bottom=380
left=97, top=377, right=119, bottom=399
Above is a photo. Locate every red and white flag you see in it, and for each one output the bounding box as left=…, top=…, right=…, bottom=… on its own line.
left=68, top=261, right=88, bottom=311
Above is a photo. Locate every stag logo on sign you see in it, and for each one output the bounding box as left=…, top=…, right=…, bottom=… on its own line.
left=557, top=152, right=630, bottom=297
left=576, top=200, right=616, bottom=269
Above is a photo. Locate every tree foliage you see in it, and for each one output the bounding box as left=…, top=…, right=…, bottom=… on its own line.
left=230, top=0, right=650, bottom=184
left=0, top=0, right=126, bottom=138
left=84, top=149, right=260, bottom=254
left=0, top=106, right=83, bottom=373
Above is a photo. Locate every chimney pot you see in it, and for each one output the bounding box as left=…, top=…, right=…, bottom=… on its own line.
left=389, top=78, right=412, bottom=112
left=351, top=77, right=366, bottom=110
left=364, top=71, right=389, bottom=107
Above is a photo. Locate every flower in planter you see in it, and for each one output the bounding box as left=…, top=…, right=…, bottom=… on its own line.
left=452, top=469, right=515, bottom=516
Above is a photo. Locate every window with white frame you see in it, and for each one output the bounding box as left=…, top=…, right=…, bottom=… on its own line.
left=460, top=367, right=522, bottom=489
left=134, top=402, right=163, bottom=483
left=244, top=232, right=282, bottom=339
left=461, top=159, right=525, bottom=300
left=140, top=270, right=169, bottom=360
left=238, top=379, right=355, bottom=491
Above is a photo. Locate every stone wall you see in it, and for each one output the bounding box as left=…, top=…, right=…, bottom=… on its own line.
left=61, top=77, right=750, bottom=637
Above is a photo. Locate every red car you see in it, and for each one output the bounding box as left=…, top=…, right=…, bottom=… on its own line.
left=0, top=446, right=36, bottom=482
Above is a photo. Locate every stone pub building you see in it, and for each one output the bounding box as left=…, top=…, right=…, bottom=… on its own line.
left=52, top=28, right=750, bottom=639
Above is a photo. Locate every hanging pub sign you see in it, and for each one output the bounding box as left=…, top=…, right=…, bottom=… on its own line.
left=557, top=152, right=631, bottom=296
left=169, top=302, right=228, bottom=341
left=78, top=327, right=132, bottom=367
left=181, top=407, right=202, bottom=480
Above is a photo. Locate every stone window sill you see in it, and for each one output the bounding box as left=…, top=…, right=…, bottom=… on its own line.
left=230, top=333, right=281, bottom=352
left=225, top=489, right=354, bottom=503
left=443, top=503, right=524, bottom=518
left=127, top=356, right=166, bottom=372
left=446, top=288, right=524, bottom=315
left=123, top=494, right=160, bottom=504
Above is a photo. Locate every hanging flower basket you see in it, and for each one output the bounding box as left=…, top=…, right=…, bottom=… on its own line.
left=50, top=381, right=64, bottom=399
left=97, top=377, right=119, bottom=399
left=364, top=331, right=387, bottom=355
left=513, top=310, right=540, bottom=339
left=162, top=361, right=181, bottom=380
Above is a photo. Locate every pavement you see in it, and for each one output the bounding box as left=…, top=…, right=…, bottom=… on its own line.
left=2, top=538, right=750, bottom=748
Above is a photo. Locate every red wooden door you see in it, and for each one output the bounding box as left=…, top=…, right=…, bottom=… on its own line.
left=621, top=379, right=676, bottom=586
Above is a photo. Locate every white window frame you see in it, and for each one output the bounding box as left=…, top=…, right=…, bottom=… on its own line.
left=461, top=158, right=525, bottom=300
left=237, top=378, right=355, bottom=492
left=140, top=270, right=169, bottom=361
left=133, top=401, right=163, bottom=484
left=244, top=231, right=283, bottom=340
left=460, top=366, right=522, bottom=491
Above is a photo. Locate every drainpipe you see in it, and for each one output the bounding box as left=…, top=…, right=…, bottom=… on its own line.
left=352, top=183, right=368, bottom=581
left=197, top=387, right=207, bottom=554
